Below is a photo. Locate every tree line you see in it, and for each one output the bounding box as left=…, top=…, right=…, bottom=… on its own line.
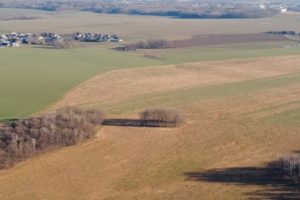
left=116, top=39, right=173, bottom=51
left=0, top=0, right=280, bottom=19
left=267, top=30, right=300, bottom=36
left=0, top=108, right=103, bottom=169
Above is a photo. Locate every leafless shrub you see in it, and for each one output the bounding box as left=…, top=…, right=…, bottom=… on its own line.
left=119, top=39, right=173, bottom=51
left=140, top=108, right=182, bottom=127
left=141, top=39, right=173, bottom=49
left=0, top=107, right=103, bottom=170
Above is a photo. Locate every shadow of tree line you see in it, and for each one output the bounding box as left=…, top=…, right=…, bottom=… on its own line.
left=102, top=108, right=182, bottom=128
left=185, top=153, right=300, bottom=200
left=102, top=119, right=178, bottom=127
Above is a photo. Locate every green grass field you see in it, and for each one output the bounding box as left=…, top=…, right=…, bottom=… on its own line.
left=0, top=47, right=162, bottom=120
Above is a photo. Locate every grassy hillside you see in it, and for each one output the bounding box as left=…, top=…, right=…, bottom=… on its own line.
left=0, top=47, right=161, bottom=120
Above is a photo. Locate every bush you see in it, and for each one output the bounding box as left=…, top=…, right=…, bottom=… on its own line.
left=119, top=39, right=173, bottom=51
left=140, top=108, right=182, bottom=127
left=0, top=108, right=103, bottom=170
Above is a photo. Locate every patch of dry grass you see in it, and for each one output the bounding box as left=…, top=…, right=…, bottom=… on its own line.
left=50, top=55, right=300, bottom=111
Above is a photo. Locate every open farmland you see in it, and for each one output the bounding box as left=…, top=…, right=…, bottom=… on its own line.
left=1, top=8, right=300, bottom=41
left=1, top=7, right=300, bottom=200
left=1, top=8, right=300, bottom=121
left=2, top=41, right=300, bottom=120
left=1, top=55, right=300, bottom=199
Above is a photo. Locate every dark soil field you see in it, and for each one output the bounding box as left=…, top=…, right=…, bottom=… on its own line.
left=172, top=33, right=288, bottom=48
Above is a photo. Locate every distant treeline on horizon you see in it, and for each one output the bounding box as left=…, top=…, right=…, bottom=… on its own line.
left=0, top=0, right=282, bottom=19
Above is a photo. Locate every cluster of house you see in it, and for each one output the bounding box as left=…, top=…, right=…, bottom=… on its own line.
left=72, top=32, right=122, bottom=42
left=0, top=32, right=29, bottom=47
left=0, top=32, right=122, bottom=48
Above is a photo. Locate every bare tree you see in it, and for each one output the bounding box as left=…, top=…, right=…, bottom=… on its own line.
left=140, top=108, right=182, bottom=127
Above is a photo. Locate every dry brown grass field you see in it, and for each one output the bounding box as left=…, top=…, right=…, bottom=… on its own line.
left=50, top=55, right=300, bottom=111
left=1, top=55, right=300, bottom=199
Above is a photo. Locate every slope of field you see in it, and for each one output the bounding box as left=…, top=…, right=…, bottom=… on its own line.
left=0, top=47, right=161, bottom=120
left=51, top=56, right=300, bottom=112
left=1, top=56, right=300, bottom=200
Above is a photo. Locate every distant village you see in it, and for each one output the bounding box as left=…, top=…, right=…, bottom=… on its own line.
left=0, top=32, right=122, bottom=48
